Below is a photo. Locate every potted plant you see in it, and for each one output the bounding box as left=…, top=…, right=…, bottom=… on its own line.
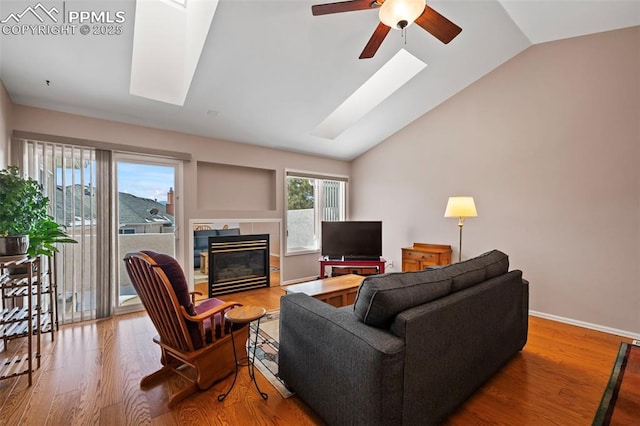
left=0, top=166, right=76, bottom=257
left=27, top=217, right=77, bottom=258
left=0, top=166, right=49, bottom=256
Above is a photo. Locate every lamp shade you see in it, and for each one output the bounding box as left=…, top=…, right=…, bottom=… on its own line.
left=444, top=196, right=478, bottom=218
left=379, top=0, right=425, bottom=29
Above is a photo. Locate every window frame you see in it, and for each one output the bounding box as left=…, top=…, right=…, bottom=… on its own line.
left=113, top=153, right=183, bottom=315
left=284, top=169, right=349, bottom=256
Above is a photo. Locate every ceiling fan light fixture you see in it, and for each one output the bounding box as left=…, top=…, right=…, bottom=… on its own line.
left=379, top=0, right=425, bottom=30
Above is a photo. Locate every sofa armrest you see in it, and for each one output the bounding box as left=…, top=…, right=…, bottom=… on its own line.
left=279, top=293, right=405, bottom=426
left=389, top=270, right=528, bottom=424
left=521, top=278, right=529, bottom=346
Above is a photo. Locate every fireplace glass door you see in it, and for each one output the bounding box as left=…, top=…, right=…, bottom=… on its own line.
left=208, top=234, right=270, bottom=296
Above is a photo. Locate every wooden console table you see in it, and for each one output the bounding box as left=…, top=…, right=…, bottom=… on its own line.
left=319, top=257, right=386, bottom=279
left=402, top=243, right=452, bottom=272
left=285, top=274, right=365, bottom=307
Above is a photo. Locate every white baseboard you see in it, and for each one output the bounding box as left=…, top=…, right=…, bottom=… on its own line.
left=281, top=275, right=318, bottom=286
left=530, top=310, right=640, bottom=340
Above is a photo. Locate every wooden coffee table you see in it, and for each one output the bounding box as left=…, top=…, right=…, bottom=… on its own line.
left=284, top=274, right=365, bottom=307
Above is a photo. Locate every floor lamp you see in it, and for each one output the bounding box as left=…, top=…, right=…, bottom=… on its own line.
left=444, top=196, right=477, bottom=262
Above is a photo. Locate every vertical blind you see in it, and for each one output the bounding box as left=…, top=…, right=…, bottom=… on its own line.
left=11, top=132, right=187, bottom=323
left=321, top=179, right=344, bottom=221
left=19, top=139, right=110, bottom=323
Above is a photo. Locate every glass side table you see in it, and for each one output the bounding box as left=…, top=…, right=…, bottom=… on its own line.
left=218, top=305, right=268, bottom=401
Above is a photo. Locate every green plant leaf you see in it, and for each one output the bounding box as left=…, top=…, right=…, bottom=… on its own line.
left=1, top=166, right=77, bottom=257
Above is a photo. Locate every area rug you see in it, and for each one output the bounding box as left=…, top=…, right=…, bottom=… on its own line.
left=593, top=342, right=640, bottom=425
left=250, top=310, right=294, bottom=399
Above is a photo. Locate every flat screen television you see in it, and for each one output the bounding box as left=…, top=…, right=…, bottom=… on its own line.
left=321, top=221, right=382, bottom=260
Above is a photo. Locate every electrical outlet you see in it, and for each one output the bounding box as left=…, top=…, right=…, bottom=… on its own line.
left=387, top=260, right=394, bottom=269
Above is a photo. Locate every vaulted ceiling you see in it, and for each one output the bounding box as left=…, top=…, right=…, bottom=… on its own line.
left=1, top=0, right=638, bottom=160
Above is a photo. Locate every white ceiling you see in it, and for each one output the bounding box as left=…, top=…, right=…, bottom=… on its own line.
left=1, top=0, right=638, bottom=160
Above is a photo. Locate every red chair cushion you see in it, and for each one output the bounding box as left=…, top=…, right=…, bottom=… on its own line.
left=195, top=297, right=229, bottom=343
left=141, top=251, right=236, bottom=349
left=142, top=251, right=206, bottom=347
left=141, top=251, right=195, bottom=313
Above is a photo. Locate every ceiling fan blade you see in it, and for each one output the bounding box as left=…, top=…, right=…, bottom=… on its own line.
left=312, top=0, right=378, bottom=16
left=359, top=22, right=391, bottom=59
left=414, top=5, right=462, bottom=44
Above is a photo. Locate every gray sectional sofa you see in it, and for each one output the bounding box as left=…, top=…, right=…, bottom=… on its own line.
left=279, top=250, right=529, bottom=425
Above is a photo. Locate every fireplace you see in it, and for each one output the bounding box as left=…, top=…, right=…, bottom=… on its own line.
left=208, top=234, right=270, bottom=296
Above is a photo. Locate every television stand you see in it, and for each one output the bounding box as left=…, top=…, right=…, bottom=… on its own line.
left=342, top=256, right=381, bottom=261
left=319, top=256, right=386, bottom=278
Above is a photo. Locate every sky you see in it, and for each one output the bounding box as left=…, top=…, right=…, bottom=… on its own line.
left=117, top=162, right=174, bottom=202
left=57, top=161, right=174, bottom=202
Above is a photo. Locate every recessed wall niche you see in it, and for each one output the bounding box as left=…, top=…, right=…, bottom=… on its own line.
left=196, top=161, right=276, bottom=211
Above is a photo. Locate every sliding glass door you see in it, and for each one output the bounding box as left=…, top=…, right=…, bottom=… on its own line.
left=21, top=140, right=183, bottom=319
left=115, top=155, right=180, bottom=313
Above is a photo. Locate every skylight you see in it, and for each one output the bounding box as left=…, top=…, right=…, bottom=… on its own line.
left=130, top=0, right=219, bottom=106
left=167, top=0, right=187, bottom=7
left=311, top=49, right=427, bottom=140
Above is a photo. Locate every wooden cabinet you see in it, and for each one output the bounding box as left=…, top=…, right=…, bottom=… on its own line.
left=402, top=243, right=452, bottom=272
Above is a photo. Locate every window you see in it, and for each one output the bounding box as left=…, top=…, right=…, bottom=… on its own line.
left=115, top=156, right=179, bottom=313
left=15, top=133, right=187, bottom=321
left=285, top=171, right=347, bottom=254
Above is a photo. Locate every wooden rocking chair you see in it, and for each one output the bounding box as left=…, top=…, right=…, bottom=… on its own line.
left=123, top=251, right=248, bottom=407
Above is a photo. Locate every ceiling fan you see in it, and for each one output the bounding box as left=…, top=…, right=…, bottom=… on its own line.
left=311, top=0, right=462, bottom=59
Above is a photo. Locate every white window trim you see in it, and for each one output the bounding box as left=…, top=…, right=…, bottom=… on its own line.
left=113, top=153, right=184, bottom=316
left=284, top=168, right=349, bottom=257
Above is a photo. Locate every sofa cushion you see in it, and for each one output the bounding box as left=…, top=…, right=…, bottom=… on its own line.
left=441, top=249, right=509, bottom=292
left=480, top=249, right=509, bottom=279
left=354, top=270, right=452, bottom=328
left=448, top=260, right=487, bottom=292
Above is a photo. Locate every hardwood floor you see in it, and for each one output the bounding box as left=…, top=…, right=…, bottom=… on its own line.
left=0, top=286, right=630, bottom=425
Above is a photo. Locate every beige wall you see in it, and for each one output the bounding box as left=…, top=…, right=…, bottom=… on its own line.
left=11, top=104, right=350, bottom=282
left=352, top=27, right=640, bottom=335
left=0, top=81, right=12, bottom=168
